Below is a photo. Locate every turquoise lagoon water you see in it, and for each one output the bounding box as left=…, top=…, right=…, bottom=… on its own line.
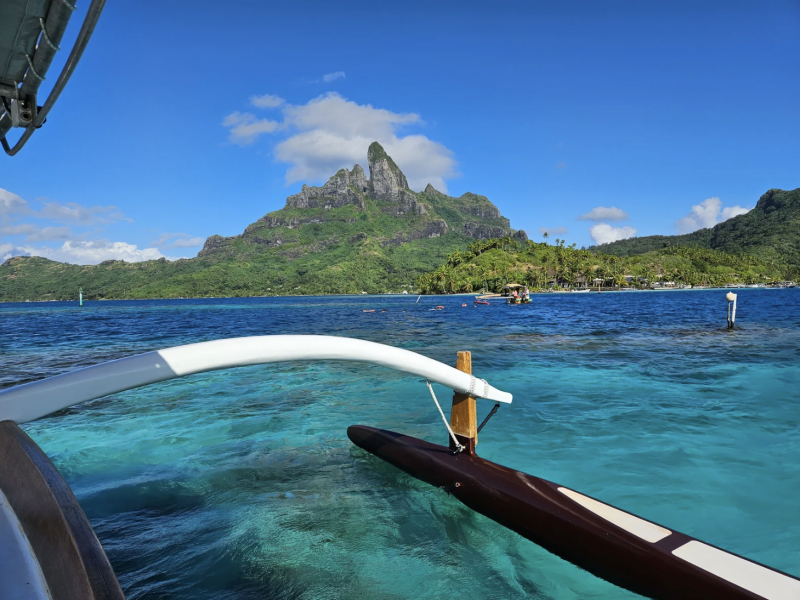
left=1, top=290, right=799, bottom=599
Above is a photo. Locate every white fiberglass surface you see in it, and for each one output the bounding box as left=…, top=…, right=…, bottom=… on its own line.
left=557, top=487, right=672, bottom=543
left=672, top=541, right=800, bottom=599
left=0, top=335, right=511, bottom=424
left=0, top=489, right=52, bottom=600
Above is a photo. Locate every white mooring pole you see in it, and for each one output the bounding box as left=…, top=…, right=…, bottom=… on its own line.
left=726, top=292, right=737, bottom=329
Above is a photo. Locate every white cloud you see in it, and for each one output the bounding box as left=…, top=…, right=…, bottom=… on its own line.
left=578, top=206, right=629, bottom=222
left=150, top=232, right=204, bottom=249
left=538, top=226, right=568, bottom=236
left=322, top=71, right=346, bottom=83
left=674, top=197, right=751, bottom=234
left=589, top=223, right=637, bottom=245
left=0, top=187, right=163, bottom=265
left=720, top=205, right=750, bottom=221
left=0, top=223, right=72, bottom=242
left=222, top=111, right=281, bottom=145
left=250, top=93, right=284, bottom=109
left=282, top=93, right=419, bottom=138
left=222, top=92, right=457, bottom=192
left=0, top=223, right=37, bottom=236
left=0, top=187, right=30, bottom=216
left=9, top=240, right=167, bottom=265
left=36, top=201, right=130, bottom=224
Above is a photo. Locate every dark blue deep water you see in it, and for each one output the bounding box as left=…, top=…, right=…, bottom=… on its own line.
left=1, top=289, right=799, bottom=599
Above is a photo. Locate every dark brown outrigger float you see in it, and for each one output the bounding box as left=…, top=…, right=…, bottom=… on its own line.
left=1, top=336, right=799, bottom=599
left=349, top=424, right=799, bottom=600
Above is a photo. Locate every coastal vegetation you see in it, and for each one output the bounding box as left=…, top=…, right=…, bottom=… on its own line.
left=594, top=188, right=800, bottom=267
left=1, top=144, right=796, bottom=302
left=416, top=236, right=794, bottom=294
left=0, top=143, right=524, bottom=301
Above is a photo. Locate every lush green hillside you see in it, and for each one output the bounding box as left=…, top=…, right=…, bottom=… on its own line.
left=0, top=143, right=525, bottom=301
left=593, top=188, right=800, bottom=266
left=417, top=237, right=792, bottom=294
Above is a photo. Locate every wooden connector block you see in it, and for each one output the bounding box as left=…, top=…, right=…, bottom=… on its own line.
left=450, top=351, right=478, bottom=447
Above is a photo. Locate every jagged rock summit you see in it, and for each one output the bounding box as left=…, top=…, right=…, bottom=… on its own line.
left=0, top=141, right=529, bottom=299
left=286, top=142, right=426, bottom=216
left=199, top=142, right=526, bottom=262
left=286, top=164, right=368, bottom=210
left=366, top=141, right=413, bottom=205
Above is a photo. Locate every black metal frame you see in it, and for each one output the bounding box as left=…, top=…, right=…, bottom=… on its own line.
left=1, top=0, right=106, bottom=156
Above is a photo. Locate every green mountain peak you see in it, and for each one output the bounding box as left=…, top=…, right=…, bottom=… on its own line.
left=1, top=144, right=527, bottom=300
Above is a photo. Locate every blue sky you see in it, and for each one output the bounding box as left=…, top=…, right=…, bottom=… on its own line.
left=2, top=0, right=799, bottom=263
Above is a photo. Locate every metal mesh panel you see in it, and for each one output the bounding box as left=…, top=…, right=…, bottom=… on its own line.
left=0, top=0, right=53, bottom=86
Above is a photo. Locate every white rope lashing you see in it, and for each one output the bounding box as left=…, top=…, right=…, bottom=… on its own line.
left=39, top=18, right=61, bottom=51
left=426, top=380, right=464, bottom=453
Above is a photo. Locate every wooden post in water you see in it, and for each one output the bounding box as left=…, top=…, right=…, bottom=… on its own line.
left=726, top=292, right=737, bottom=329
left=450, top=351, right=478, bottom=454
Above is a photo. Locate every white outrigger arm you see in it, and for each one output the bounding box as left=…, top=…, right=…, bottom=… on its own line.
left=0, top=335, right=512, bottom=424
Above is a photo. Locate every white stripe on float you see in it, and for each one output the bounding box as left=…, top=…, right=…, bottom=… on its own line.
left=558, top=487, right=672, bottom=543
left=672, top=541, right=800, bottom=600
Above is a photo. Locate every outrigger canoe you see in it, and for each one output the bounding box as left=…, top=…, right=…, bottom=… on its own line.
left=0, top=335, right=797, bottom=600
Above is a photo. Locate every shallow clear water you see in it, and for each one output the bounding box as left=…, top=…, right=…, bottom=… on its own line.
left=1, top=290, right=798, bottom=599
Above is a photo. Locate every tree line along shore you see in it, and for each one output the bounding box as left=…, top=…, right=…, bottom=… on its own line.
left=414, top=236, right=798, bottom=295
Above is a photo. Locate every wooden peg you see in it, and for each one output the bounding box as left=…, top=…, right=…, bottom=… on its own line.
left=450, top=351, right=477, bottom=454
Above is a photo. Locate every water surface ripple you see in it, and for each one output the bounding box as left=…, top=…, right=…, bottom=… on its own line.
left=1, top=289, right=798, bottom=599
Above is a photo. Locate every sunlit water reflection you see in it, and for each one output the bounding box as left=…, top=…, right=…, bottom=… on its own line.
left=2, top=289, right=798, bottom=599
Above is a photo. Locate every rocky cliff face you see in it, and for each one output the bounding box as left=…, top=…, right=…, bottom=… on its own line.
left=366, top=142, right=426, bottom=215
left=200, top=141, right=526, bottom=262
left=286, top=165, right=368, bottom=210
left=283, top=143, right=426, bottom=216
left=367, top=141, right=408, bottom=201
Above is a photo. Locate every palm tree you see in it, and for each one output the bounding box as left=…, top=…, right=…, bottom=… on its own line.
left=543, top=231, right=549, bottom=245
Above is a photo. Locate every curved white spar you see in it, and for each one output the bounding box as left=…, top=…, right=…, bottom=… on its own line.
left=0, top=335, right=513, bottom=424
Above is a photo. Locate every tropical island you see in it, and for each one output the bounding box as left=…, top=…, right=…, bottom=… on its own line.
left=416, top=236, right=794, bottom=294
left=1, top=143, right=798, bottom=301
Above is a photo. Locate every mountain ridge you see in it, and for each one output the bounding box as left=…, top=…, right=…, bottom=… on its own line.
left=0, top=142, right=526, bottom=301
left=592, top=187, right=800, bottom=266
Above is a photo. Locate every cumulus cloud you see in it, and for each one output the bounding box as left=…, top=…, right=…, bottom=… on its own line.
left=149, top=232, right=204, bottom=249
left=674, top=197, right=751, bottom=234
left=223, top=92, right=457, bottom=192
left=538, top=226, right=568, bottom=236
left=5, top=240, right=166, bottom=265
left=322, top=71, right=345, bottom=83
left=589, top=223, right=637, bottom=245
left=250, top=93, right=284, bottom=109
left=222, top=112, right=281, bottom=145
left=0, top=188, right=29, bottom=216
left=720, top=205, right=751, bottom=221
left=578, top=206, right=629, bottom=222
